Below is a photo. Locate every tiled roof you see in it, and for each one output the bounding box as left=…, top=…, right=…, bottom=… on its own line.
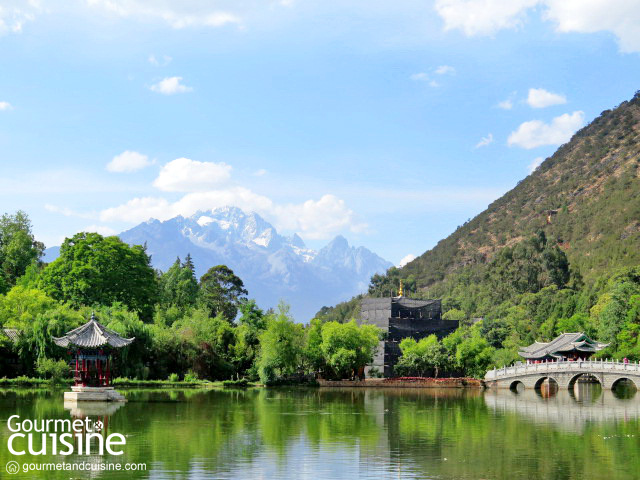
left=1, top=328, right=20, bottom=343
left=519, top=332, right=608, bottom=359
left=53, top=313, right=134, bottom=349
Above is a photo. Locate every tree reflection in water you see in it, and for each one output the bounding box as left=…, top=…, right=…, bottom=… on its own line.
left=0, top=386, right=638, bottom=480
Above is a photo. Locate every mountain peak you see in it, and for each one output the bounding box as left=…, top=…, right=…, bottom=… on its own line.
left=326, top=235, right=349, bottom=249
left=48, top=204, right=392, bottom=320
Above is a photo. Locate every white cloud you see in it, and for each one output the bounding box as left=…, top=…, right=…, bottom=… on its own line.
left=435, top=0, right=640, bottom=53
left=497, top=99, right=513, bottom=110
left=100, top=189, right=364, bottom=240
left=273, top=194, right=366, bottom=240
left=544, top=0, right=640, bottom=53
left=107, top=150, right=154, bottom=173
left=85, top=0, right=241, bottom=29
left=0, top=2, right=42, bottom=35
left=153, top=158, right=232, bottom=192
left=508, top=111, right=584, bottom=149
left=148, top=54, right=172, bottom=66
left=44, top=204, right=94, bottom=219
left=410, top=72, right=430, bottom=81
left=528, top=156, right=544, bottom=173
left=0, top=101, right=12, bottom=110
left=149, top=76, right=192, bottom=95
left=434, top=0, right=539, bottom=36
left=410, top=72, right=440, bottom=87
left=82, top=225, right=117, bottom=236
left=253, top=169, right=267, bottom=176
left=412, top=65, right=454, bottom=87
left=398, top=253, right=416, bottom=267
left=475, top=133, right=494, bottom=148
left=526, top=88, right=567, bottom=108
left=435, top=65, right=455, bottom=75
left=100, top=197, right=171, bottom=223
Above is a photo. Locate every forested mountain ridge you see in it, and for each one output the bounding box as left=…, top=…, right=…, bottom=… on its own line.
left=398, top=91, right=640, bottom=292
left=318, top=92, right=640, bottom=374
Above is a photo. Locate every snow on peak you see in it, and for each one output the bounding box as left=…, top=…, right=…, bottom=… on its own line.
left=197, top=216, right=214, bottom=227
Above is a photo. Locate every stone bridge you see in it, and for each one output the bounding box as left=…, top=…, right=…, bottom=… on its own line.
left=484, top=360, right=640, bottom=390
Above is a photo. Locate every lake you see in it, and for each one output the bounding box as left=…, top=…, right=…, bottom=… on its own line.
left=1, top=384, right=639, bottom=479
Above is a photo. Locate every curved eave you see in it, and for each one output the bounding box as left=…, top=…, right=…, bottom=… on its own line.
left=52, top=336, right=135, bottom=349
left=518, top=352, right=561, bottom=359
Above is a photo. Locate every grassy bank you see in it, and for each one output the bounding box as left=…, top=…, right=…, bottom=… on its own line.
left=0, top=377, right=260, bottom=388
left=0, top=376, right=71, bottom=387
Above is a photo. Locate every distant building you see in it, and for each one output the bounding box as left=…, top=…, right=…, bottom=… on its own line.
left=359, top=296, right=458, bottom=377
left=518, top=332, right=609, bottom=363
left=1, top=328, right=20, bottom=343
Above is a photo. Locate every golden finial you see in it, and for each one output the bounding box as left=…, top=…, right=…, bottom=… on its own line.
left=398, top=280, right=404, bottom=297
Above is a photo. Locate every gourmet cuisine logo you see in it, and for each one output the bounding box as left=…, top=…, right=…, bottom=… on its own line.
left=7, top=415, right=126, bottom=456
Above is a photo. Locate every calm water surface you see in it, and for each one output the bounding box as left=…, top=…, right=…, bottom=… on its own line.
left=1, top=384, right=639, bottom=479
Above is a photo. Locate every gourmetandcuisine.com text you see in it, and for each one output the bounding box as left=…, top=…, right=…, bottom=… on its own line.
left=6, top=415, right=126, bottom=456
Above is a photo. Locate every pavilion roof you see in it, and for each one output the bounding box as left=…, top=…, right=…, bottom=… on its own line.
left=518, top=332, right=609, bottom=359
left=1, top=328, right=20, bottom=343
left=53, top=314, right=134, bottom=349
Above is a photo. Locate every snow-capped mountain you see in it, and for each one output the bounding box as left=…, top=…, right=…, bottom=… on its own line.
left=47, top=206, right=392, bottom=320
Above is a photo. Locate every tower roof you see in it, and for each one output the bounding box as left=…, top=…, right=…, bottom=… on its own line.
left=53, top=313, right=134, bottom=349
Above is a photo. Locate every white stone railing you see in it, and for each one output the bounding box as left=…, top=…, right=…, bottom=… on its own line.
left=484, top=359, right=640, bottom=380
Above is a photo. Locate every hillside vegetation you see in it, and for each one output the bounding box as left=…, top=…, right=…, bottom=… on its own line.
left=320, top=91, right=640, bottom=374
left=403, top=92, right=640, bottom=290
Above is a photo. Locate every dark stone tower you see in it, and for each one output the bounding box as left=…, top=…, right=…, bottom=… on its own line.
left=359, top=297, right=458, bottom=377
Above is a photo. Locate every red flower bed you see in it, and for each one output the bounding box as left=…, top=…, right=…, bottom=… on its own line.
left=382, top=377, right=479, bottom=383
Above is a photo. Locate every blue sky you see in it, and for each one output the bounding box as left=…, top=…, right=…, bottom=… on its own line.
left=1, top=1, right=640, bottom=266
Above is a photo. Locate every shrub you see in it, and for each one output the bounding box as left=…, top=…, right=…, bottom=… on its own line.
left=35, top=358, right=70, bottom=382
left=167, top=373, right=180, bottom=382
left=222, top=378, right=248, bottom=387
left=184, top=371, right=198, bottom=382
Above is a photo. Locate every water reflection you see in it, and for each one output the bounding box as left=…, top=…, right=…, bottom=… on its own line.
left=485, top=384, right=640, bottom=433
left=537, top=378, right=559, bottom=398
left=1, top=387, right=640, bottom=480
left=612, top=379, right=638, bottom=400
left=64, top=401, right=124, bottom=418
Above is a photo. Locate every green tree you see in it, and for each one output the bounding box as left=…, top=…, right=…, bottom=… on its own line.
left=256, top=304, right=304, bottom=384
left=455, top=329, right=495, bottom=378
left=232, top=300, right=267, bottom=379
left=304, top=318, right=325, bottom=374
left=615, top=295, right=640, bottom=360
left=555, top=313, right=589, bottom=336
left=590, top=268, right=640, bottom=348
left=199, top=265, right=248, bottom=321
left=442, top=308, right=466, bottom=323
left=38, top=232, right=158, bottom=320
left=173, top=307, right=236, bottom=380
left=319, top=320, right=380, bottom=380
left=0, top=286, right=57, bottom=327
left=0, top=211, right=45, bottom=293
left=395, top=334, right=446, bottom=377
left=158, top=255, right=199, bottom=311
left=95, top=304, right=152, bottom=379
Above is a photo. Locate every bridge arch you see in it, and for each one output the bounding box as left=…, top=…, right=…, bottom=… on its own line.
left=611, top=377, right=638, bottom=391
left=534, top=376, right=559, bottom=389
left=509, top=380, right=525, bottom=393
left=568, top=372, right=602, bottom=390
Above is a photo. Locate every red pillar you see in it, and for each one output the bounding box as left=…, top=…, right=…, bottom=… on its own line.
left=106, top=357, right=110, bottom=386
